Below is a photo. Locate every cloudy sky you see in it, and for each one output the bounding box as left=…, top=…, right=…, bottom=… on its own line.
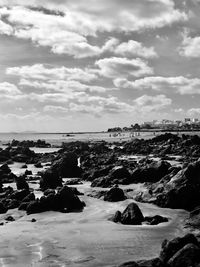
left=0, top=0, right=200, bottom=132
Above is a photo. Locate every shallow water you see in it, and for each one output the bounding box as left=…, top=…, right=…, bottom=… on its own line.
left=0, top=182, right=189, bottom=267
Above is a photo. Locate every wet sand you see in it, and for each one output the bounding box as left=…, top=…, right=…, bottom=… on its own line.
left=0, top=183, right=189, bottom=267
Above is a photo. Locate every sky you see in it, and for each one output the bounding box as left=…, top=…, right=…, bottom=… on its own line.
left=0, top=0, right=200, bottom=132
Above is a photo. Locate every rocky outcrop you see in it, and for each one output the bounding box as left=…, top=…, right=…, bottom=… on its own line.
left=186, top=206, right=200, bottom=230
left=40, top=169, right=62, bottom=190
left=104, top=186, right=127, bottom=202
left=118, top=233, right=200, bottom=267
left=131, top=161, right=171, bottom=183
left=112, top=202, right=144, bottom=225
left=26, top=186, right=85, bottom=214
left=51, top=152, right=82, bottom=178
left=136, top=160, right=200, bottom=211
left=111, top=202, right=168, bottom=226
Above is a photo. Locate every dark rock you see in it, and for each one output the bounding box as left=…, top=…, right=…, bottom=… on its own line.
left=104, top=186, right=127, bottom=202
left=0, top=202, right=7, bottom=214
left=31, top=218, right=36, bottom=222
left=118, top=262, right=139, bottom=267
left=15, top=176, right=29, bottom=191
left=51, top=152, right=82, bottom=178
left=26, top=186, right=85, bottom=214
left=5, top=215, right=15, bottom=222
left=144, top=215, right=168, bottom=225
left=132, top=161, right=171, bottom=183
left=0, top=164, right=11, bottom=174
left=186, top=206, right=200, bottom=229
left=34, top=162, right=42, bottom=168
left=167, top=243, right=200, bottom=267
left=6, top=199, right=20, bottom=209
left=137, top=258, right=165, bottom=267
left=21, top=164, right=27, bottom=169
left=111, top=210, right=122, bottom=223
left=121, top=203, right=144, bottom=225
left=64, top=178, right=83, bottom=185
left=18, top=202, right=29, bottom=211
left=109, top=166, right=131, bottom=181
left=160, top=233, right=199, bottom=263
left=26, top=199, right=42, bottom=215
left=25, top=170, right=32, bottom=175
left=40, top=169, right=62, bottom=190
left=21, top=192, right=35, bottom=202
left=43, top=189, right=56, bottom=196
left=91, top=176, right=112, bottom=188
left=10, top=189, right=30, bottom=201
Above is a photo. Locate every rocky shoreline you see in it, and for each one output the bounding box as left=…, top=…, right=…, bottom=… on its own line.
left=0, top=133, right=200, bottom=266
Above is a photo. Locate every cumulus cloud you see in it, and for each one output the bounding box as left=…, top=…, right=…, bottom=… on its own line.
left=95, top=57, right=153, bottom=78
left=103, top=38, right=157, bottom=58
left=0, top=0, right=187, bottom=57
left=114, top=76, right=200, bottom=94
left=179, top=30, right=200, bottom=58
left=0, top=0, right=187, bottom=32
left=133, top=94, right=172, bottom=112
left=0, top=82, right=22, bottom=95
left=187, top=108, right=200, bottom=116
left=7, top=64, right=97, bottom=82
left=19, top=79, right=112, bottom=93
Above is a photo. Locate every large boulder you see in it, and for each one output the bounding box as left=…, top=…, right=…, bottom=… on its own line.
left=132, top=161, right=171, bottom=183
left=167, top=243, right=200, bottom=267
left=51, top=152, right=82, bottom=178
left=15, top=175, right=29, bottom=191
left=40, top=169, right=62, bottom=190
left=26, top=186, right=85, bottom=214
left=160, top=233, right=199, bottom=263
left=121, top=203, right=144, bottom=225
left=104, top=186, right=127, bottom=202
left=0, top=202, right=8, bottom=214
left=109, top=166, right=131, bottom=183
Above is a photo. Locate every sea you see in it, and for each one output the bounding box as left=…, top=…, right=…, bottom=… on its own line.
left=0, top=131, right=200, bottom=146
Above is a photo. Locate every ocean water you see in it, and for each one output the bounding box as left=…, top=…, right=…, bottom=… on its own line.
left=0, top=131, right=200, bottom=146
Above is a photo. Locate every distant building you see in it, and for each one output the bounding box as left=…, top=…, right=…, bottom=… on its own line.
left=192, top=118, right=199, bottom=123
left=184, top=118, right=191, bottom=124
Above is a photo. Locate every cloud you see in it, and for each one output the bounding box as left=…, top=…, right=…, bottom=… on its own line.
left=104, top=38, right=157, bottom=58
left=43, top=105, right=68, bottom=113
left=7, top=64, right=97, bottom=82
left=187, top=108, right=200, bottom=116
left=179, top=30, right=200, bottom=58
left=0, top=0, right=187, bottom=32
left=114, top=76, right=200, bottom=94
left=133, top=94, right=172, bottom=112
left=19, top=79, right=112, bottom=93
left=0, top=1, right=187, bottom=57
left=95, top=57, right=153, bottom=78
left=0, top=82, right=22, bottom=95
left=0, top=18, right=13, bottom=35
left=43, top=95, right=136, bottom=116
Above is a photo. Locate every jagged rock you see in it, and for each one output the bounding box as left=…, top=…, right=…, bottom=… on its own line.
left=111, top=210, right=122, bottom=223
left=40, top=169, right=62, bottom=190
left=131, top=161, right=171, bottom=183
left=144, top=215, right=168, bottom=225
left=0, top=202, right=7, bottom=214
left=16, top=176, right=29, bottom=191
left=121, top=203, right=144, bottom=225
left=104, top=186, right=127, bottom=202
left=160, top=233, right=199, bottom=263
left=51, top=152, right=82, bottom=178
left=26, top=186, right=85, bottom=214
left=167, top=243, right=200, bottom=267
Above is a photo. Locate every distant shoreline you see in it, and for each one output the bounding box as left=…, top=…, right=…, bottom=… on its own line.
left=1, top=129, right=200, bottom=135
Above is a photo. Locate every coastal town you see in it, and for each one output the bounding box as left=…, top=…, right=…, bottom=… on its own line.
left=108, top=118, right=200, bottom=132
